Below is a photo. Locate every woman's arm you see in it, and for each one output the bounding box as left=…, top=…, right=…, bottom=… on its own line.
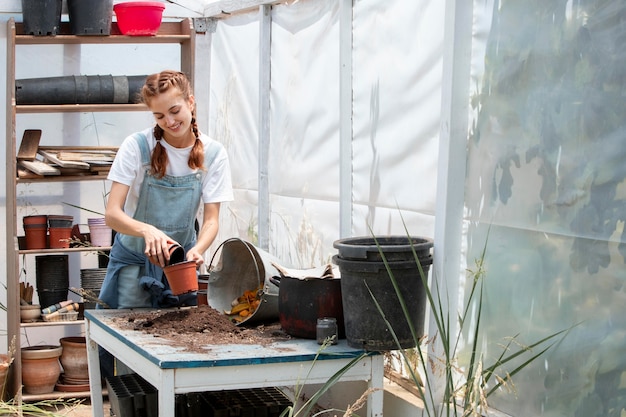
left=186, top=202, right=221, bottom=265
left=105, top=181, right=173, bottom=266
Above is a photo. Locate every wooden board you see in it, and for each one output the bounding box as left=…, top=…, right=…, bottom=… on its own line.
left=17, top=129, right=42, bottom=160
left=19, top=160, right=60, bottom=175
left=38, top=149, right=90, bottom=169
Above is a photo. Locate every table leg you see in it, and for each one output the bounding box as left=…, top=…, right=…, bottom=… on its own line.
left=369, top=354, right=385, bottom=417
left=158, top=369, right=176, bottom=417
left=85, top=319, right=104, bottom=417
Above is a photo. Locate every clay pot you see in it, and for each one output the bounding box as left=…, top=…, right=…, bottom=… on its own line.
left=21, top=345, right=62, bottom=394
left=48, top=227, right=72, bottom=249
left=163, top=260, right=198, bottom=295
left=197, top=274, right=209, bottom=306
left=0, top=354, right=11, bottom=401
left=59, top=336, right=89, bottom=383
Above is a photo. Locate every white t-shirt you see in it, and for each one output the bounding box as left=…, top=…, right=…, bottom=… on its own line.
left=108, top=128, right=234, bottom=217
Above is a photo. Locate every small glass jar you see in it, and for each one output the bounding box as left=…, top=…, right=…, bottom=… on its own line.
left=316, top=317, right=338, bottom=345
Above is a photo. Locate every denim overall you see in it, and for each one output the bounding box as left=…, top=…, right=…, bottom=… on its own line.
left=98, top=132, right=220, bottom=310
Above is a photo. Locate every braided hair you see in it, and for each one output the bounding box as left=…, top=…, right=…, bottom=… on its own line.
left=140, top=70, right=205, bottom=178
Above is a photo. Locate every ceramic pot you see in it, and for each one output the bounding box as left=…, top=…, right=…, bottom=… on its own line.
left=20, top=304, right=41, bottom=322
left=59, top=336, right=88, bottom=383
left=21, top=345, right=62, bottom=394
left=163, top=260, right=198, bottom=295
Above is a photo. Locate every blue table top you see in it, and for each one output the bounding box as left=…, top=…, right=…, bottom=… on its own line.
left=85, top=309, right=372, bottom=369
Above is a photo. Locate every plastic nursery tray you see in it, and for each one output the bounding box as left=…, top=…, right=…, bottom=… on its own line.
left=106, top=372, right=292, bottom=417
left=42, top=311, right=78, bottom=322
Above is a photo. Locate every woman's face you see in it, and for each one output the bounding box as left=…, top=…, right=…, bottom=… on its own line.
left=149, top=87, right=195, bottom=145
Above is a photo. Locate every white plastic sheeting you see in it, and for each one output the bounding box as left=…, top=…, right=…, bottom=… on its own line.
left=465, top=0, right=626, bottom=415
left=208, top=0, right=442, bottom=267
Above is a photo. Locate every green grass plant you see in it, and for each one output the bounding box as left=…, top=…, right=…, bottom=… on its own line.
left=369, top=226, right=573, bottom=416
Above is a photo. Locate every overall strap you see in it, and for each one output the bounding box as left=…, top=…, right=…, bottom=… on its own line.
left=132, top=132, right=152, bottom=166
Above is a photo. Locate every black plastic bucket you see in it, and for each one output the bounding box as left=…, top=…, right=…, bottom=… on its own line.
left=68, top=0, right=113, bottom=35
left=334, top=235, right=433, bottom=262
left=21, top=0, right=62, bottom=36
left=333, top=236, right=433, bottom=351
left=36, top=255, right=69, bottom=308
left=15, top=75, right=147, bottom=105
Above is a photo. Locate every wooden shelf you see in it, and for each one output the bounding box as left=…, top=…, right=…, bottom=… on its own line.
left=18, top=246, right=111, bottom=256
left=15, top=21, right=193, bottom=45
left=21, top=319, right=86, bottom=328
left=6, top=16, right=196, bottom=403
left=17, top=103, right=148, bottom=114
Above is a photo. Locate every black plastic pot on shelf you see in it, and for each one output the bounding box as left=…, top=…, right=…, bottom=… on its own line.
left=35, top=255, right=69, bottom=308
left=67, top=0, right=114, bottom=35
left=21, top=0, right=62, bottom=36
left=15, top=75, right=147, bottom=105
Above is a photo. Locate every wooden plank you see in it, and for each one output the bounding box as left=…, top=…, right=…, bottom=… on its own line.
left=57, top=152, right=115, bottom=163
left=16, top=129, right=42, bottom=160
left=38, top=149, right=90, bottom=169
left=19, top=160, right=61, bottom=176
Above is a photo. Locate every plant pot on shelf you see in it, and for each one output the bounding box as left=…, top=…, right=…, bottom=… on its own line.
left=23, top=215, right=48, bottom=250
left=36, top=255, right=69, bottom=309
left=21, top=345, right=62, bottom=394
left=48, top=227, right=72, bottom=249
left=88, top=218, right=112, bottom=247
left=59, top=337, right=89, bottom=384
left=67, top=0, right=113, bottom=35
left=333, top=236, right=433, bottom=351
left=21, top=0, right=62, bottom=36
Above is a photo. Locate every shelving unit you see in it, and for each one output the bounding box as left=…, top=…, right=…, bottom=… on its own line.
left=5, top=17, right=195, bottom=401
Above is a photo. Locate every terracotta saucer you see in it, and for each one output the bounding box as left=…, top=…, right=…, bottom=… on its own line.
left=55, top=381, right=90, bottom=392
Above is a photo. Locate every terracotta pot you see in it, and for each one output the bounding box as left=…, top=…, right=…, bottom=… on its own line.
left=59, top=336, right=88, bottom=382
left=48, top=227, right=72, bottom=249
left=197, top=274, right=209, bottom=306
left=163, top=260, right=198, bottom=295
left=24, top=224, right=47, bottom=250
left=23, top=214, right=48, bottom=226
left=21, top=345, right=62, bottom=394
left=0, top=354, right=11, bottom=401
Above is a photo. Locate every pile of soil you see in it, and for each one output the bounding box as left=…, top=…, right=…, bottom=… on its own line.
left=111, top=305, right=291, bottom=352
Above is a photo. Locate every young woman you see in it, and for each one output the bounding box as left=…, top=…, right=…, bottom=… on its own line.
left=98, top=70, right=233, bottom=310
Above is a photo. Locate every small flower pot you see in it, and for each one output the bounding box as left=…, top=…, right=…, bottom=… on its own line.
left=163, top=260, right=198, bottom=295
left=48, top=227, right=72, bottom=249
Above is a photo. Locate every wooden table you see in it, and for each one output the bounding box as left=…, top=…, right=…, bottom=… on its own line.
left=85, top=309, right=384, bottom=417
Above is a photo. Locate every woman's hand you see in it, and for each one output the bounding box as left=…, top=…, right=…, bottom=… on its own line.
left=185, top=246, right=205, bottom=266
left=143, top=225, right=178, bottom=267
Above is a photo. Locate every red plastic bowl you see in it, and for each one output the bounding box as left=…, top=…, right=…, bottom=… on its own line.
left=114, top=1, right=165, bottom=36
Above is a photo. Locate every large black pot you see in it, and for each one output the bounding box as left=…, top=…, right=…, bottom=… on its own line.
left=333, top=236, right=433, bottom=351
left=277, top=275, right=345, bottom=340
